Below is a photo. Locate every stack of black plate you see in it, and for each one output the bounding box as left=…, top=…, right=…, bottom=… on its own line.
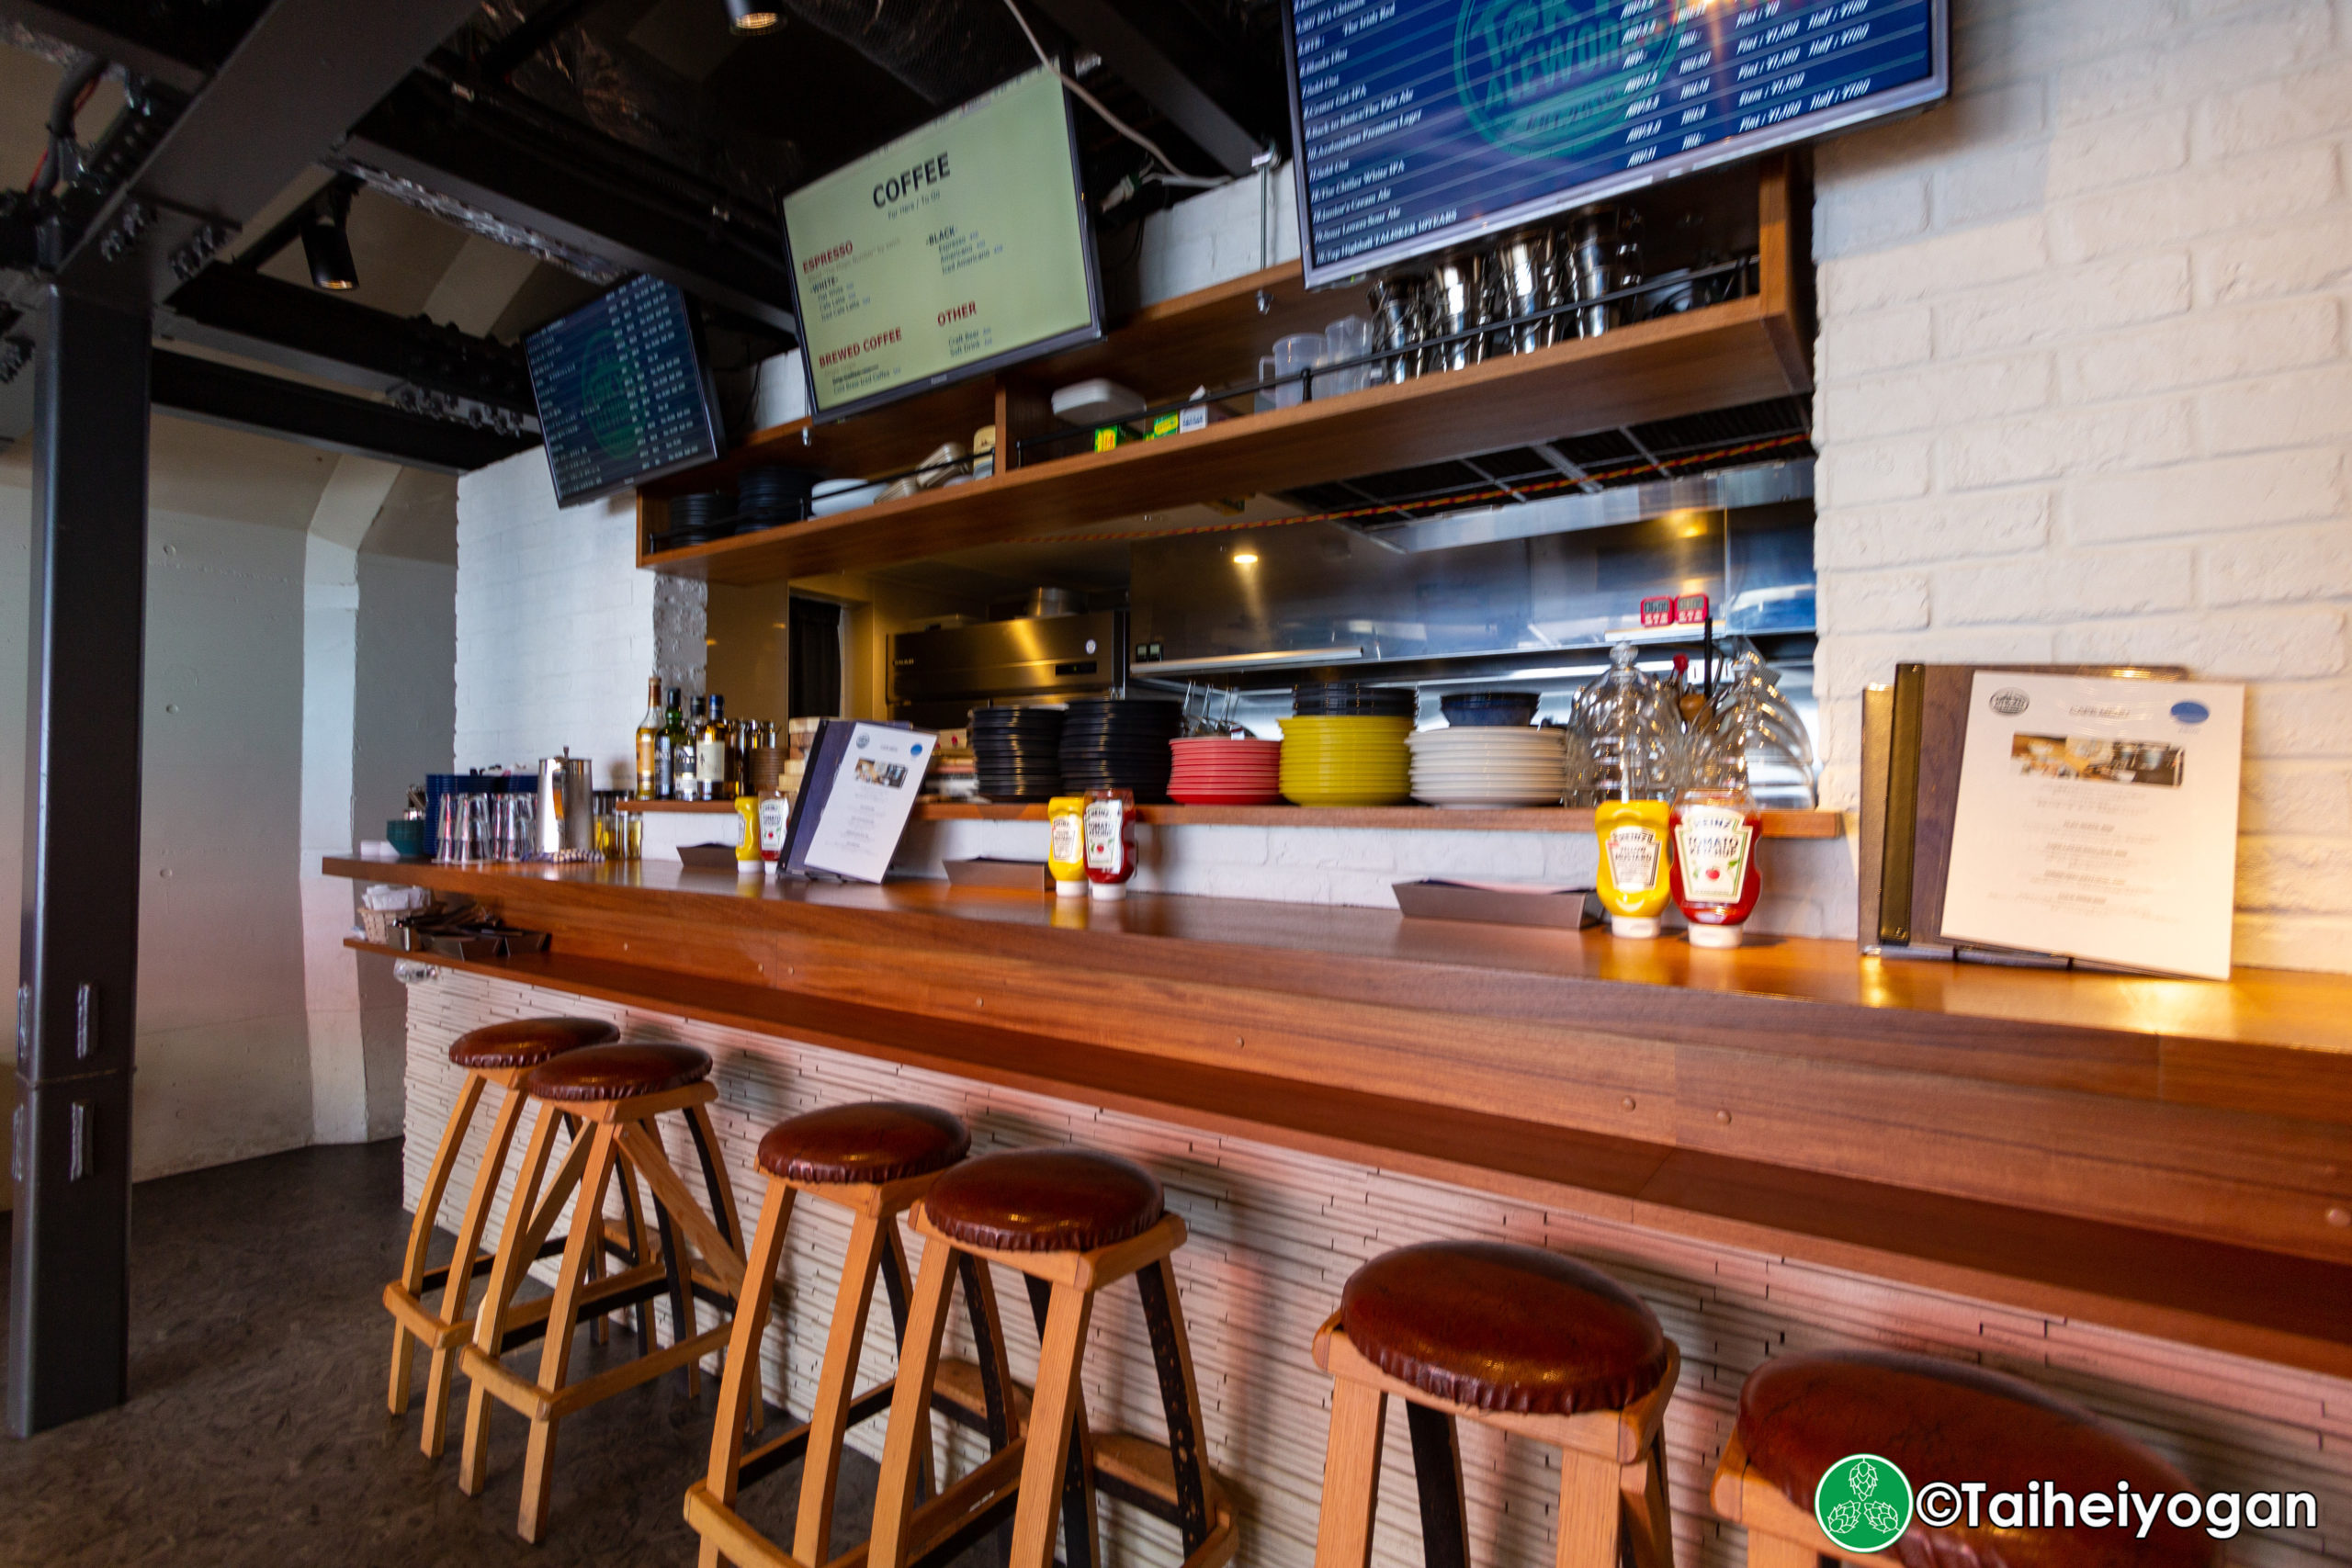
left=735, top=466, right=819, bottom=531
left=1058, top=697, right=1183, bottom=802
left=1292, top=680, right=1417, bottom=718
left=655, top=491, right=734, bottom=551
left=970, top=706, right=1065, bottom=802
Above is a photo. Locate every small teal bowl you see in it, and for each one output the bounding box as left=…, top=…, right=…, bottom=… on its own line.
left=387, top=818, right=430, bottom=861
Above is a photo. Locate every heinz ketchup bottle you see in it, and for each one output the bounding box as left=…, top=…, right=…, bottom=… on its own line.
left=1669, top=755, right=1763, bottom=949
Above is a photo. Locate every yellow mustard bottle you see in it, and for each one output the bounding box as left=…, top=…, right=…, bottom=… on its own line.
left=1594, top=798, right=1672, bottom=938
left=1046, top=795, right=1088, bottom=897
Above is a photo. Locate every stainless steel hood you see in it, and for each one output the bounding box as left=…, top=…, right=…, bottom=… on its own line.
left=1127, top=462, right=1815, bottom=688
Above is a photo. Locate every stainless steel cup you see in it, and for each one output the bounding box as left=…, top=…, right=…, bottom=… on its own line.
left=535, top=755, right=594, bottom=858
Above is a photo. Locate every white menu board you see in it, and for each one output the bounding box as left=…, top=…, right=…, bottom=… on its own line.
left=1939, top=671, right=2244, bottom=979
left=783, top=67, right=1100, bottom=420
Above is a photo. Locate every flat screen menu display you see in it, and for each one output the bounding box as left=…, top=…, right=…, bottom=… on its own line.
left=1285, top=0, right=1947, bottom=287
left=526, top=275, right=721, bottom=506
left=783, top=66, right=1102, bottom=423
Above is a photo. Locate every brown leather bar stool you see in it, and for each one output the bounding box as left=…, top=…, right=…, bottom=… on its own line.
left=865, top=1147, right=1236, bottom=1568
left=686, top=1101, right=980, bottom=1568
left=384, top=1016, right=622, bottom=1457
left=459, top=1041, right=750, bottom=1543
left=1713, top=1348, right=2215, bottom=1567
left=1310, top=1240, right=1680, bottom=1568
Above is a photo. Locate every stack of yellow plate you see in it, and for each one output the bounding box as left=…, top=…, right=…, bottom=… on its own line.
left=1278, top=716, right=1413, bottom=807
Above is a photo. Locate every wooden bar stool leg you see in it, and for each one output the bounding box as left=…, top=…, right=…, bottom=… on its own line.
left=697, top=1178, right=796, bottom=1568
left=1405, top=1404, right=1471, bottom=1568
left=418, top=1082, right=531, bottom=1458
left=1743, top=1536, right=1821, bottom=1568
left=1620, top=1429, right=1675, bottom=1568
left=390, top=1073, right=486, bottom=1416
left=517, top=1122, right=622, bottom=1544
left=866, top=1229, right=959, bottom=1568
left=1023, top=1275, right=1101, bottom=1568
left=791, top=1203, right=895, bottom=1565
left=460, top=1099, right=576, bottom=1497
left=1555, top=1449, right=1623, bottom=1568
left=1008, top=1280, right=1096, bottom=1568
left=1313, top=1377, right=1388, bottom=1568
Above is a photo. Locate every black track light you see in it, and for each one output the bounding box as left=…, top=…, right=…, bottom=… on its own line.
left=301, top=183, right=357, bottom=291
left=725, top=0, right=781, bottom=32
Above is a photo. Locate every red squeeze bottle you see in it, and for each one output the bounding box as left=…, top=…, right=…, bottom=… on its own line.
left=1669, top=784, right=1762, bottom=948
left=1082, top=788, right=1137, bottom=900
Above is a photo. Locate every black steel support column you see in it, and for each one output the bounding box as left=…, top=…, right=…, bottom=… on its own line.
left=7, top=285, right=153, bottom=1437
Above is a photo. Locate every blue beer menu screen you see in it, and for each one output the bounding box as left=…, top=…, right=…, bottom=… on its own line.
left=1287, top=0, right=1944, bottom=285
left=527, top=275, right=722, bottom=506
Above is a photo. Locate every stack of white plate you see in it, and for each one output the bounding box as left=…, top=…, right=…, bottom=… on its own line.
left=1407, top=726, right=1568, bottom=807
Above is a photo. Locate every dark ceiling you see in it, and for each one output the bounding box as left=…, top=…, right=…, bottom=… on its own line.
left=0, top=0, right=1291, bottom=470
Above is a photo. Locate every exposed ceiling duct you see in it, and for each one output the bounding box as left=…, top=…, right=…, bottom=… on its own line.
left=774, top=0, right=1035, bottom=107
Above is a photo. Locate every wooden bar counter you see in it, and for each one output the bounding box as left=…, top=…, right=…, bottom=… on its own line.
left=326, top=854, right=2352, bottom=1380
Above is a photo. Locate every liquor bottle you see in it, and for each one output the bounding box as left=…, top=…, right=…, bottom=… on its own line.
left=698, top=694, right=732, bottom=800
left=634, top=677, right=666, bottom=801
left=675, top=695, right=705, bottom=801
left=662, top=687, right=685, bottom=799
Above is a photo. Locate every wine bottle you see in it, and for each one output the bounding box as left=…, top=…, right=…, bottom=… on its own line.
left=698, top=694, right=732, bottom=800
left=676, top=695, right=705, bottom=801
left=634, top=677, right=665, bottom=801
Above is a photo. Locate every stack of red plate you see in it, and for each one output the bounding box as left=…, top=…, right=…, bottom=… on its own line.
left=1168, top=736, right=1283, bottom=805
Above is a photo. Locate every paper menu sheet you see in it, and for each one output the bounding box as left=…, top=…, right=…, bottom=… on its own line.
left=800, top=723, right=934, bottom=883
left=1939, top=671, right=2243, bottom=979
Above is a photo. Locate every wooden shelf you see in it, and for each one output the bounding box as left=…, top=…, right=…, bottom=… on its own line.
left=913, top=800, right=1844, bottom=838
left=639, top=156, right=1811, bottom=584
left=616, top=798, right=744, bottom=814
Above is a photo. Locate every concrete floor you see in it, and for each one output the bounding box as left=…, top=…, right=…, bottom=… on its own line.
left=0, top=1142, right=898, bottom=1567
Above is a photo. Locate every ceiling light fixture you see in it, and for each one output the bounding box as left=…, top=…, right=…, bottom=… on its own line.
left=1230, top=549, right=1260, bottom=567
left=300, top=182, right=358, bottom=291
left=725, top=0, right=782, bottom=32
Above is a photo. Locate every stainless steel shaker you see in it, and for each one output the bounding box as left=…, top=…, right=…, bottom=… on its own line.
left=1367, top=276, right=1428, bottom=385
left=1563, top=206, right=1644, bottom=338
left=1422, top=254, right=1495, bottom=373
left=535, top=753, right=595, bottom=859
left=1491, top=230, right=1564, bottom=354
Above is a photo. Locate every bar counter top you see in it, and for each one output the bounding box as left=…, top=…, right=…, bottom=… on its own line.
left=327, top=854, right=2352, bottom=1376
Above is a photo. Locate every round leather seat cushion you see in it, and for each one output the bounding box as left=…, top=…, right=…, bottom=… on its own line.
left=1339, top=1240, right=1669, bottom=1416
left=447, top=1017, right=618, bottom=1071
left=922, top=1148, right=1163, bottom=1254
left=1738, top=1349, right=2214, bottom=1568
left=523, top=1042, right=712, bottom=1102
left=758, top=1102, right=969, bottom=1185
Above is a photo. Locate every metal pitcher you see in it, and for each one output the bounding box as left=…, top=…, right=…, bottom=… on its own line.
left=1422, top=254, right=1495, bottom=374
left=1491, top=230, right=1564, bottom=354
left=1367, top=276, right=1428, bottom=385
left=536, top=753, right=595, bottom=859
left=1562, top=205, right=1644, bottom=338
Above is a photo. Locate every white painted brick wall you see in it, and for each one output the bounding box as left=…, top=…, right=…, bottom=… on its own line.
left=454, top=451, right=705, bottom=791
left=402, top=970, right=2352, bottom=1568
left=1812, top=0, right=2352, bottom=973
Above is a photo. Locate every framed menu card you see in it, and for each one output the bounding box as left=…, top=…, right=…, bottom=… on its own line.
left=1938, top=671, right=2244, bottom=979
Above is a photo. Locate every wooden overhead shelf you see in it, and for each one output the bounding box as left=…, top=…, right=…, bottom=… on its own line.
left=639, top=157, right=1812, bottom=584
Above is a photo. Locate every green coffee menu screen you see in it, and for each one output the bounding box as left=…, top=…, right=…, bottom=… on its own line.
left=786, top=68, right=1097, bottom=419
left=1292, top=0, right=1940, bottom=284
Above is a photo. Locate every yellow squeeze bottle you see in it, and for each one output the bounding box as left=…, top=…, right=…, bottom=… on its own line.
left=1046, top=795, right=1089, bottom=897
left=1594, top=799, right=1672, bottom=938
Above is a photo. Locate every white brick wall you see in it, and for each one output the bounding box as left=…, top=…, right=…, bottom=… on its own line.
left=402, top=970, right=2352, bottom=1568
left=1812, top=0, right=2352, bottom=974
left=454, top=452, right=705, bottom=790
